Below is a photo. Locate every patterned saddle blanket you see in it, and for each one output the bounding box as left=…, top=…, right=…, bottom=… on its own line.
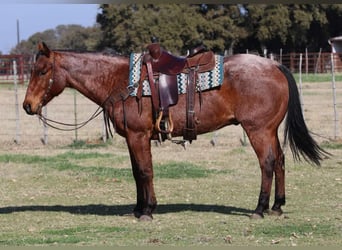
left=128, top=52, right=224, bottom=96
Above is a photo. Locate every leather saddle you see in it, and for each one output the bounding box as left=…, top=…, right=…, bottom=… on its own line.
left=141, top=43, right=215, bottom=141
left=145, top=43, right=215, bottom=75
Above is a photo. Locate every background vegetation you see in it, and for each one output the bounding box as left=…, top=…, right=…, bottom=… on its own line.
left=9, top=4, right=342, bottom=55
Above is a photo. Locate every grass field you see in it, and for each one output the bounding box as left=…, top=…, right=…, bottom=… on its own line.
left=0, top=78, right=341, bottom=246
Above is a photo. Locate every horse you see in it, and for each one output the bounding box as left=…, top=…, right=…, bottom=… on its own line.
left=23, top=42, right=328, bottom=221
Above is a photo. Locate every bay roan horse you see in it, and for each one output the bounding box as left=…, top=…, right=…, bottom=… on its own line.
left=23, top=42, right=328, bottom=220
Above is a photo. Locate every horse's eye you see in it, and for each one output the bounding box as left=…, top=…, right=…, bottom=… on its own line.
left=39, top=71, right=47, bottom=77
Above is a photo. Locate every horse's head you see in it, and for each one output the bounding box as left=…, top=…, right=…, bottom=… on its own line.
left=23, top=42, right=66, bottom=115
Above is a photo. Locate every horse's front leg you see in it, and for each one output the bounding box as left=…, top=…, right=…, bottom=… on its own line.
left=126, top=132, right=157, bottom=220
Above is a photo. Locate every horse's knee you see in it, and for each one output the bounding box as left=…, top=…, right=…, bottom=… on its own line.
left=133, top=165, right=154, bottom=181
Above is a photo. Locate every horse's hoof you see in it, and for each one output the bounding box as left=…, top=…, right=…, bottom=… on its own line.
left=268, top=209, right=283, bottom=216
left=250, top=213, right=263, bottom=219
left=139, top=215, right=153, bottom=222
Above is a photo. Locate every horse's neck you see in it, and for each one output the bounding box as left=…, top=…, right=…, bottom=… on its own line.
left=60, top=53, right=129, bottom=106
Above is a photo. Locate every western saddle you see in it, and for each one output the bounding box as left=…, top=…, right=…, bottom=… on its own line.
left=140, top=43, right=215, bottom=142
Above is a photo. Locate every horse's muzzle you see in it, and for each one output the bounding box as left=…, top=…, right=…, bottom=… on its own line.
left=23, top=102, right=34, bottom=115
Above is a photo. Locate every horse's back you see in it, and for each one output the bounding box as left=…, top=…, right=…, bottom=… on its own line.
left=223, top=54, right=289, bottom=128
left=224, top=53, right=281, bottom=79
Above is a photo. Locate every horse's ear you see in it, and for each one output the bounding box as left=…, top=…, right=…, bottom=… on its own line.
left=37, top=42, right=51, bottom=58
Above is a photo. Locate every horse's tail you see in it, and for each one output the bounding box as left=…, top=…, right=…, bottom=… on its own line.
left=278, top=64, right=329, bottom=166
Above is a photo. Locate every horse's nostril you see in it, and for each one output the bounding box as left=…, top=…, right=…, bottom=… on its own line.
left=23, top=103, right=33, bottom=115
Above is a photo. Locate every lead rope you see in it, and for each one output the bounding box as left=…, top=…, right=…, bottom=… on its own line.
left=36, top=53, right=105, bottom=132
left=37, top=52, right=141, bottom=133
left=38, top=105, right=104, bottom=131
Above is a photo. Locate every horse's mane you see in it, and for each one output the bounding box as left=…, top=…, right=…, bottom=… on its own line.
left=54, top=48, right=122, bottom=56
left=35, top=47, right=126, bottom=60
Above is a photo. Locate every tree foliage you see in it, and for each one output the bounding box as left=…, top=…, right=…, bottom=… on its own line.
left=11, top=24, right=102, bottom=54
left=96, top=4, right=247, bottom=55
left=9, top=4, right=342, bottom=55
left=96, top=4, right=341, bottom=55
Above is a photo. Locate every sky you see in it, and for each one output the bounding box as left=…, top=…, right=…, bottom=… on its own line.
left=0, top=4, right=100, bottom=54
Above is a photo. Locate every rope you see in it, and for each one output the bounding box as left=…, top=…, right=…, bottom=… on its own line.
left=35, top=50, right=141, bottom=133
left=38, top=105, right=103, bottom=131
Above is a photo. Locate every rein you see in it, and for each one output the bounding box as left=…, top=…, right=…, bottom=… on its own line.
left=36, top=52, right=137, bottom=133
left=36, top=53, right=102, bottom=132
left=38, top=106, right=103, bottom=131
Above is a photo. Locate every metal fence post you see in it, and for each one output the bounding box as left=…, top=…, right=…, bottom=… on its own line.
left=331, top=53, right=339, bottom=140
left=74, top=89, right=78, bottom=142
left=299, top=53, right=304, bottom=116
left=41, top=107, right=48, bottom=145
left=13, top=60, right=20, bottom=144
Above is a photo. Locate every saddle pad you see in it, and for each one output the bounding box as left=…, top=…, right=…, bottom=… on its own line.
left=128, top=52, right=224, bottom=96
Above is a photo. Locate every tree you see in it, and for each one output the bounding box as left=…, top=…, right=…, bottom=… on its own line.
left=285, top=4, right=328, bottom=51
left=96, top=4, right=246, bottom=55
left=56, top=24, right=102, bottom=51
left=241, top=5, right=290, bottom=52
left=11, top=29, right=57, bottom=54
left=239, top=4, right=341, bottom=53
left=10, top=25, right=101, bottom=54
left=9, top=4, right=342, bottom=55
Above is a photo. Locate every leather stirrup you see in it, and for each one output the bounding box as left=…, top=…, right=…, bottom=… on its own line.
left=155, top=110, right=174, bottom=134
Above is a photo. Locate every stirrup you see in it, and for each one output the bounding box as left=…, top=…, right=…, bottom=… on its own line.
left=155, top=110, right=174, bottom=134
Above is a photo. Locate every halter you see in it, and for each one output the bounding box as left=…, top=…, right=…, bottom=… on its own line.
left=37, top=54, right=56, bottom=113
left=36, top=53, right=105, bottom=132
left=36, top=52, right=136, bottom=134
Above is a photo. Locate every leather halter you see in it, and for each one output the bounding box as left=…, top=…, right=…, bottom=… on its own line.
left=38, top=54, right=56, bottom=113
left=36, top=52, right=135, bottom=134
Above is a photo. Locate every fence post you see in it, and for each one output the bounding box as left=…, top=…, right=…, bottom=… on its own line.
left=290, top=52, right=295, bottom=72
left=102, top=112, right=107, bottom=143
left=299, top=53, right=304, bottom=116
left=19, top=55, right=24, bottom=83
left=41, top=107, right=48, bottom=145
left=13, top=60, right=20, bottom=144
left=330, top=53, right=339, bottom=140
left=74, top=89, right=78, bottom=142
left=314, top=48, right=322, bottom=74
left=305, top=48, right=308, bottom=75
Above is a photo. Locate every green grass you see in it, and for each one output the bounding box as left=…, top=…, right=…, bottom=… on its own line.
left=253, top=222, right=336, bottom=238
left=293, top=72, right=342, bottom=82
left=321, top=141, right=342, bottom=150
left=0, top=152, right=228, bottom=181
left=0, top=225, right=127, bottom=245
left=66, top=139, right=112, bottom=149
left=0, top=140, right=341, bottom=246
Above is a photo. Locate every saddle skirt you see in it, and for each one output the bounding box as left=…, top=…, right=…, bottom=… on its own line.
left=128, top=52, right=224, bottom=97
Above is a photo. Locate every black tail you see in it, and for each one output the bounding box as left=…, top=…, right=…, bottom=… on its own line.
left=278, top=64, right=329, bottom=166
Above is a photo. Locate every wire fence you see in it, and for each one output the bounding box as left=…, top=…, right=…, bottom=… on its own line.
left=1, top=86, right=107, bottom=148
left=0, top=53, right=341, bottom=148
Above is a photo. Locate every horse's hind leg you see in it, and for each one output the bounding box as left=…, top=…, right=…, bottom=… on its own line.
left=271, top=145, right=285, bottom=216
left=246, top=128, right=285, bottom=218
